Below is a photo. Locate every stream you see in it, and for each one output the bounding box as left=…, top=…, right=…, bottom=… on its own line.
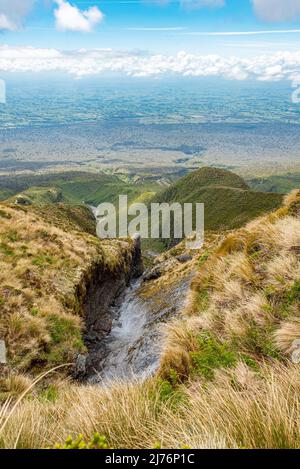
left=89, top=279, right=158, bottom=383
left=86, top=204, right=191, bottom=384
left=87, top=274, right=191, bottom=384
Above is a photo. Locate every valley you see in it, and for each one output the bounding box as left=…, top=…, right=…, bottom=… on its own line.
left=0, top=163, right=299, bottom=449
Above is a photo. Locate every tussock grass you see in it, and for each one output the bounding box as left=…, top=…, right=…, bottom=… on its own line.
left=0, top=203, right=134, bottom=373
left=1, top=363, right=300, bottom=448
left=159, top=191, right=300, bottom=382
left=0, top=190, right=299, bottom=449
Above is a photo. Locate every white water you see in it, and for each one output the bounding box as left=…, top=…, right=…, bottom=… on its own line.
left=102, top=280, right=148, bottom=380
left=86, top=203, right=191, bottom=384
left=90, top=280, right=160, bottom=383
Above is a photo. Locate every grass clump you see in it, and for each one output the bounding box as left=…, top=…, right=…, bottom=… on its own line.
left=32, top=254, right=54, bottom=267
left=190, top=333, right=237, bottom=380
left=47, top=314, right=83, bottom=346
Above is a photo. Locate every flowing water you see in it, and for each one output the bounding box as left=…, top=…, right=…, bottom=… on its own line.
left=87, top=204, right=191, bottom=384
left=88, top=279, right=160, bottom=383
left=98, top=280, right=158, bottom=382
left=88, top=274, right=191, bottom=384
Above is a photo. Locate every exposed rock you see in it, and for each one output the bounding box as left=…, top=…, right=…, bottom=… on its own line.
left=14, top=195, right=32, bottom=206
left=75, top=234, right=144, bottom=380
left=142, top=266, right=162, bottom=282
left=131, top=233, right=144, bottom=278
left=176, top=253, right=193, bottom=263
left=74, top=354, right=87, bottom=377
left=0, top=340, right=6, bottom=364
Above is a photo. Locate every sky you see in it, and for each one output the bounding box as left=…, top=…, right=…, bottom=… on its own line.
left=1, top=0, right=300, bottom=80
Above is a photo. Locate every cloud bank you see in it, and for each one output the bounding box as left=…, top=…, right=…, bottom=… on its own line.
left=1, top=45, right=300, bottom=82
left=54, top=0, right=104, bottom=32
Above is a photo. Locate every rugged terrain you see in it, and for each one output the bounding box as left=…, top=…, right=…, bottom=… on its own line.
left=0, top=202, right=142, bottom=378
left=0, top=168, right=299, bottom=449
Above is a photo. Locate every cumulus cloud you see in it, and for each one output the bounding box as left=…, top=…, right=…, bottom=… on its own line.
left=252, top=0, right=300, bottom=22
left=1, top=45, right=300, bottom=82
left=54, top=0, right=104, bottom=32
left=0, top=0, right=35, bottom=31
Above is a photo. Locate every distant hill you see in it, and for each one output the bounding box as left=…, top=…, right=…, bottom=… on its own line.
left=9, top=187, right=63, bottom=206
left=0, top=171, right=162, bottom=206
left=248, top=172, right=300, bottom=194
left=151, top=167, right=283, bottom=232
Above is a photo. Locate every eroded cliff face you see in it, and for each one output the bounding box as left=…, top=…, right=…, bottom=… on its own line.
left=74, top=235, right=144, bottom=380
left=81, top=239, right=197, bottom=384
left=0, top=201, right=143, bottom=377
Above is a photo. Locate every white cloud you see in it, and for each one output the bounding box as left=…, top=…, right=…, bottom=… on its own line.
left=0, top=14, right=16, bottom=31
left=54, top=0, right=104, bottom=32
left=1, top=45, right=300, bottom=82
left=0, top=0, right=35, bottom=31
left=252, top=0, right=300, bottom=22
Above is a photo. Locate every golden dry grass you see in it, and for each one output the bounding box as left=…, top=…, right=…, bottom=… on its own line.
left=0, top=191, right=300, bottom=449
left=0, top=203, right=134, bottom=373
left=159, top=191, right=300, bottom=380
left=1, top=362, right=300, bottom=448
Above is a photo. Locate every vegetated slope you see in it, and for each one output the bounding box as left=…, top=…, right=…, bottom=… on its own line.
left=248, top=172, right=300, bottom=194
left=161, top=189, right=300, bottom=380
left=151, top=167, right=283, bottom=231
left=0, top=191, right=299, bottom=449
left=0, top=202, right=136, bottom=375
left=9, top=187, right=63, bottom=206
left=0, top=171, right=161, bottom=206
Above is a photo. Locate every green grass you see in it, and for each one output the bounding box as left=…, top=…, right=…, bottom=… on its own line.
left=0, top=189, right=15, bottom=201
left=12, top=187, right=63, bottom=205
left=190, top=332, right=237, bottom=380
left=150, top=167, right=282, bottom=233
left=1, top=172, right=162, bottom=208
left=34, top=204, right=97, bottom=235
left=248, top=173, right=300, bottom=194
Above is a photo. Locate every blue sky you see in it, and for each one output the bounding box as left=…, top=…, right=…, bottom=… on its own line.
left=1, top=0, right=300, bottom=53
left=1, top=0, right=300, bottom=80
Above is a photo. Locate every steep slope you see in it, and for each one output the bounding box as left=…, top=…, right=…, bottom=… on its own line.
left=151, top=167, right=283, bottom=231
left=0, top=202, right=140, bottom=375
left=0, top=192, right=300, bottom=449
left=161, top=190, right=300, bottom=380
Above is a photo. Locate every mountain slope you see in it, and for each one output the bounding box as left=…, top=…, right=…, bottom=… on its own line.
left=151, top=167, right=283, bottom=231
left=0, top=202, right=138, bottom=374
left=0, top=172, right=162, bottom=206
left=0, top=190, right=299, bottom=449
left=161, top=189, right=300, bottom=379
left=248, top=172, right=300, bottom=194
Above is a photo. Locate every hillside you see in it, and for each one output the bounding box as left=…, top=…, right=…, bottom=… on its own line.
left=0, top=202, right=139, bottom=376
left=151, top=167, right=283, bottom=232
left=1, top=168, right=283, bottom=238
left=0, top=172, right=162, bottom=206
left=0, top=191, right=299, bottom=449
left=248, top=172, right=300, bottom=194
